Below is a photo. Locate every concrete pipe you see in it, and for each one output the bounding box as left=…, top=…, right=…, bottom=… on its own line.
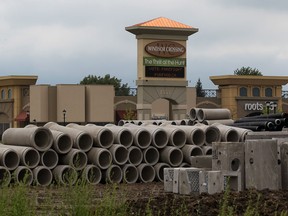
left=197, top=108, right=231, bottom=122
left=142, top=146, right=159, bottom=166
left=33, top=166, right=53, bottom=186
left=108, top=144, right=128, bottom=165
left=202, top=146, right=212, bottom=155
left=189, top=107, right=201, bottom=121
left=53, top=165, right=78, bottom=185
left=232, top=126, right=252, bottom=142
left=160, top=146, right=183, bottom=167
left=68, top=123, right=114, bottom=149
left=104, top=124, right=133, bottom=147
left=159, top=126, right=186, bottom=148
left=13, top=166, right=33, bottom=185
left=118, top=119, right=127, bottom=126
left=50, top=130, right=73, bottom=154
left=123, top=124, right=152, bottom=149
left=81, top=164, right=102, bottom=185
left=212, top=123, right=240, bottom=142
left=122, top=164, right=139, bottom=184
left=137, top=163, right=155, bottom=183
left=40, top=149, right=59, bottom=169
left=141, top=124, right=168, bottom=148
left=103, top=164, right=122, bottom=184
left=0, top=145, right=19, bottom=170
left=194, top=123, right=221, bottom=146
left=59, top=148, right=87, bottom=171
left=87, top=147, right=112, bottom=169
left=1, top=145, right=40, bottom=169
left=180, top=162, right=190, bottom=167
left=0, top=166, right=11, bottom=187
left=181, top=145, right=203, bottom=163
left=44, top=122, right=93, bottom=152
left=127, top=146, right=143, bottom=166
left=177, top=125, right=205, bottom=146
left=154, top=163, right=170, bottom=182
left=2, top=126, right=53, bottom=152
left=202, top=119, right=235, bottom=126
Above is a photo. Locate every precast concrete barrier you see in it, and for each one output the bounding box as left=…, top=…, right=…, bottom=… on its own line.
left=123, top=123, right=152, bottom=149
left=49, top=129, right=73, bottom=154
left=160, top=146, right=183, bottom=167
left=1, top=145, right=40, bottom=168
left=13, top=166, right=33, bottom=185
left=194, top=123, right=221, bottom=146
left=197, top=108, right=231, bottom=122
left=0, top=145, right=19, bottom=170
left=87, top=147, right=112, bottom=169
left=40, top=149, right=59, bottom=169
left=59, top=148, right=87, bottom=171
left=103, top=164, right=123, bottom=183
left=181, top=144, right=203, bottom=163
left=212, top=123, right=240, bottom=142
left=0, top=166, right=11, bottom=187
left=202, top=119, right=234, bottom=126
left=32, top=166, right=53, bottom=186
left=2, top=126, right=53, bottom=152
left=142, top=146, right=159, bottom=166
left=53, top=165, right=78, bottom=185
left=127, top=146, right=143, bottom=166
left=122, top=164, right=139, bottom=184
left=108, top=144, right=128, bottom=165
left=137, top=163, right=155, bottom=183
left=68, top=123, right=114, bottom=149
left=189, top=107, right=201, bottom=121
left=202, top=146, right=212, bottom=155
left=159, top=125, right=186, bottom=148
left=105, top=124, right=133, bottom=147
left=154, top=163, right=170, bottom=182
left=44, top=122, right=93, bottom=152
left=176, top=125, right=205, bottom=146
left=81, top=164, right=102, bottom=185
left=140, top=124, right=168, bottom=149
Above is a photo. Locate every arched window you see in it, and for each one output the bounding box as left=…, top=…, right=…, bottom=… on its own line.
left=265, top=87, right=273, bottom=97
left=252, top=87, right=260, bottom=97
left=7, top=89, right=12, bottom=99
left=239, top=87, right=247, bottom=96
left=1, top=89, right=5, bottom=99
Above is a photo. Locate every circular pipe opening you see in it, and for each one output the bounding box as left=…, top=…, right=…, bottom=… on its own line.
left=123, top=165, right=138, bottom=184
left=34, top=128, right=53, bottom=151
left=15, top=167, right=33, bottom=185
left=3, top=150, right=19, bottom=170
left=57, top=134, right=73, bottom=154
left=106, top=165, right=122, bottom=183
left=205, top=127, right=221, bottom=145
left=99, top=129, right=114, bottom=148
left=113, top=146, right=128, bottom=165
left=85, top=165, right=101, bottom=185
left=35, top=168, right=52, bottom=186
left=192, top=129, right=205, bottom=146
left=171, top=130, right=186, bottom=148
left=143, top=147, right=159, bottom=165
left=119, top=130, right=133, bottom=147
left=128, top=147, right=143, bottom=166
left=72, top=151, right=87, bottom=170
left=136, top=130, right=151, bottom=149
left=138, top=164, right=155, bottom=183
left=24, top=149, right=40, bottom=168
left=98, top=150, right=112, bottom=169
left=62, top=167, right=78, bottom=185
left=41, top=150, right=58, bottom=169
left=77, top=134, right=93, bottom=152
left=0, top=167, right=11, bottom=186
left=226, top=130, right=239, bottom=142
left=169, top=149, right=183, bottom=167
left=153, top=130, right=168, bottom=148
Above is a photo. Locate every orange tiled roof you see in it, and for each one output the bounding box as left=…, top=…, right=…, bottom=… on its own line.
left=131, top=17, right=193, bottom=29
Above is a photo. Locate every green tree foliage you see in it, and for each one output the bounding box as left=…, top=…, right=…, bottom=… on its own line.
left=195, top=78, right=205, bottom=97
left=234, top=67, right=263, bottom=76
left=80, top=74, right=131, bottom=96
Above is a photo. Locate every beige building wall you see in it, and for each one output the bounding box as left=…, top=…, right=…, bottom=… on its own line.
left=186, top=87, right=196, bottom=113
left=30, top=85, right=49, bottom=122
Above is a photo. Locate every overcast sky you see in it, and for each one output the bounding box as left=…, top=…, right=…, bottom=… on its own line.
left=1, top=0, right=288, bottom=89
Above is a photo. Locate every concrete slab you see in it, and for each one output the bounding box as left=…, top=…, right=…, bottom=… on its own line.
left=199, top=170, right=222, bottom=194
left=190, top=155, right=212, bottom=168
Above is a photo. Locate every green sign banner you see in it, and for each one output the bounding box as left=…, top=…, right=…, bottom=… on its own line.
left=143, top=57, right=186, bottom=67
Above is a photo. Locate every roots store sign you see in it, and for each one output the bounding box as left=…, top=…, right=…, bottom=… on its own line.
left=144, top=41, right=186, bottom=78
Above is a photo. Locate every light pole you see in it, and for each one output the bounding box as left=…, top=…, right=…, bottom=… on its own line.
left=265, top=101, right=271, bottom=115
left=63, top=109, right=66, bottom=126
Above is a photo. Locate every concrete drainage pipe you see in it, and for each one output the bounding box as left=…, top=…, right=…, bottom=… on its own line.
left=2, top=127, right=53, bottom=152
left=53, top=165, right=78, bottom=185
left=197, top=108, right=231, bottom=122
left=68, top=123, right=114, bottom=149
left=160, top=126, right=186, bottom=148
left=154, top=163, right=170, bottom=182
left=103, top=164, right=123, bottom=184
left=123, top=124, right=152, bottom=149
left=13, top=166, right=33, bottom=185
left=202, top=146, right=212, bottom=155
left=127, top=146, right=143, bottom=166
left=141, top=124, right=168, bottom=149
left=33, top=166, right=53, bottom=186
left=105, top=124, right=133, bottom=147
left=2, top=145, right=40, bottom=169
left=108, top=144, right=128, bottom=165
left=232, top=127, right=252, bottom=142
left=40, top=149, right=59, bottom=169
left=175, top=125, right=205, bottom=146
left=44, top=122, right=93, bottom=152
left=181, top=145, right=203, bottom=163
left=59, top=149, right=87, bottom=171
left=0, top=166, right=11, bottom=187
left=0, top=145, right=20, bottom=170
left=137, top=163, right=155, bottom=183
left=189, top=108, right=201, bottom=121
left=142, top=146, right=159, bottom=166
left=81, top=164, right=102, bottom=185
left=195, top=123, right=221, bottom=146
left=49, top=130, right=73, bottom=154
left=202, top=119, right=235, bottom=126
left=122, top=164, right=139, bottom=184
left=87, top=147, right=112, bottom=169
left=160, top=146, right=183, bottom=167
left=212, top=123, right=240, bottom=142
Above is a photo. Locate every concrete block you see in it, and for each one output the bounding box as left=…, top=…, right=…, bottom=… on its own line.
left=190, top=155, right=212, bottom=168
left=163, top=168, right=176, bottom=192
left=199, top=170, right=222, bottom=194
left=245, top=139, right=280, bottom=190
left=178, top=168, right=202, bottom=195
left=221, top=171, right=243, bottom=191
left=245, top=131, right=288, bottom=140
left=173, top=168, right=180, bottom=194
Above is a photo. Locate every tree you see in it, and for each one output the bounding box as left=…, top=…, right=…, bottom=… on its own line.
left=234, top=67, right=263, bottom=76
left=195, top=78, right=205, bottom=97
left=80, top=74, right=131, bottom=96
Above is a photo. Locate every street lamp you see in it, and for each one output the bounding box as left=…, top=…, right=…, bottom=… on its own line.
left=265, top=101, right=271, bottom=115
left=63, top=109, right=66, bottom=125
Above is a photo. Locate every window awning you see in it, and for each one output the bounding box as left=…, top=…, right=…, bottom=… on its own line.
left=15, top=111, right=29, bottom=122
